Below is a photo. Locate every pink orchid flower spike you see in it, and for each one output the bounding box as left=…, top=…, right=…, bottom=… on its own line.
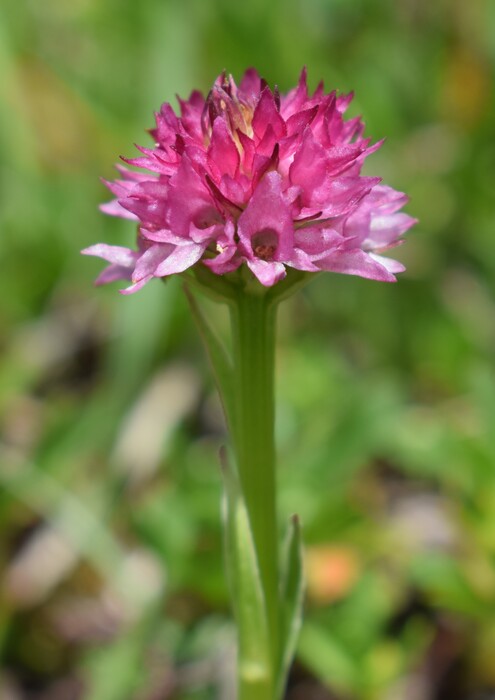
left=83, top=68, right=416, bottom=292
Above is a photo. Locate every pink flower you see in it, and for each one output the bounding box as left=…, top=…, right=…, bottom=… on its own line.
left=83, top=69, right=416, bottom=292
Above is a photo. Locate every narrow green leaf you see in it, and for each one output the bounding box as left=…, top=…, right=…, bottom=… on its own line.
left=220, top=447, right=272, bottom=689
left=184, top=284, right=234, bottom=421
left=276, top=514, right=305, bottom=699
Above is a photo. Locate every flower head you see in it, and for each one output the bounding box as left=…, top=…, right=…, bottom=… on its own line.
left=83, top=69, right=416, bottom=293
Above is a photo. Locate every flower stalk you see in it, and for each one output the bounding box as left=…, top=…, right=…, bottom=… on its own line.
left=185, top=265, right=309, bottom=698
left=230, top=290, right=279, bottom=681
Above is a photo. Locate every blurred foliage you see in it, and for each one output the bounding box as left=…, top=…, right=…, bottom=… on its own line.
left=0, top=0, right=495, bottom=698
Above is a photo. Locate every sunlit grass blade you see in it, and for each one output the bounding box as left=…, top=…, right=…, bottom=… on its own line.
left=220, top=447, right=272, bottom=698
left=276, top=513, right=305, bottom=699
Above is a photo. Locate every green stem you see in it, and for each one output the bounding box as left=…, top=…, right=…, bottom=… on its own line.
left=230, top=290, right=279, bottom=699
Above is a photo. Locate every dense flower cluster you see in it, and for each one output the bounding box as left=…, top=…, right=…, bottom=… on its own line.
left=83, top=69, right=416, bottom=292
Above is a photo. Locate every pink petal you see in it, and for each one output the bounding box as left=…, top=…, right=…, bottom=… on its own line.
left=168, top=156, right=221, bottom=235
left=204, top=254, right=242, bottom=275
left=132, top=244, right=173, bottom=282
left=114, top=165, right=152, bottom=182
left=81, top=244, right=138, bottom=267
left=119, top=180, right=169, bottom=227
left=294, top=227, right=343, bottom=257
left=365, top=213, right=418, bottom=249
left=154, top=242, right=206, bottom=277
left=317, top=248, right=398, bottom=282
left=239, top=67, right=262, bottom=101
left=368, top=253, right=405, bottom=274
left=139, top=227, right=186, bottom=245
left=219, top=174, right=249, bottom=207
left=236, top=130, right=256, bottom=173
left=325, top=144, right=364, bottom=176
left=289, top=130, right=328, bottom=202
left=95, top=264, right=133, bottom=285
left=359, top=184, right=410, bottom=215
left=280, top=68, right=309, bottom=118
left=187, top=222, right=223, bottom=245
left=285, top=106, right=318, bottom=137
left=247, top=258, right=286, bottom=286
left=123, top=153, right=177, bottom=176
left=152, top=103, right=181, bottom=147
left=99, top=200, right=139, bottom=220
left=202, top=220, right=240, bottom=275
left=286, top=248, right=321, bottom=272
left=178, top=90, right=206, bottom=142
left=341, top=115, right=365, bottom=143
left=204, top=246, right=241, bottom=275
left=252, top=88, right=286, bottom=143
left=119, top=277, right=151, bottom=295
left=101, top=177, right=137, bottom=198
left=315, top=176, right=381, bottom=217
left=208, top=118, right=240, bottom=178
left=336, top=92, right=354, bottom=114
left=256, top=124, right=279, bottom=158
left=237, top=171, right=294, bottom=261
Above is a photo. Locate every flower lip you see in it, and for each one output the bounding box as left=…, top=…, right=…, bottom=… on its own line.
left=252, top=229, right=278, bottom=261
left=193, top=205, right=224, bottom=229
left=87, top=68, right=417, bottom=293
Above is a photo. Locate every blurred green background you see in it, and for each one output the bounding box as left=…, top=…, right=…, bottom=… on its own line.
left=1, top=0, right=495, bottom=698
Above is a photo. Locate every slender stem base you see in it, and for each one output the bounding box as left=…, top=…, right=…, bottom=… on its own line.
left=230, top=291, right=279, bottom=699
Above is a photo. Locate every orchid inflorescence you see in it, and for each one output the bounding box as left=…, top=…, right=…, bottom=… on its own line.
left=83, top=68, right=415, bottom=292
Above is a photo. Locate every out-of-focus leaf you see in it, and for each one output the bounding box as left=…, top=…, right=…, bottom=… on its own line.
left=276, top=514, right=305, bottom=700
left=411, top=553, right=486, bottom=618
left=221, top=448, right=272, bottom=692
left=298, top=621, right=360, bottom=695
